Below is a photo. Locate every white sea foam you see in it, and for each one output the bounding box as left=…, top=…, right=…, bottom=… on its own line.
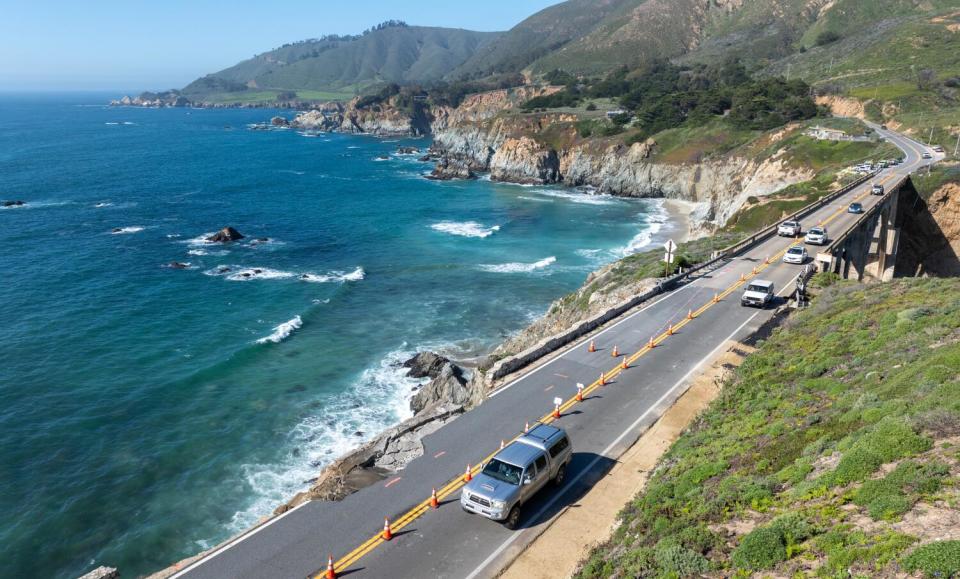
left=430, top=221, right=501, bottom=238
left=612, top=200, right=670, bottom=257
left=517, top=195, right=554, bottom=203
left=533, top=188, right=619, bottom=205
left=226, top=347, right=423, bottom=534
left=279, top=170, right=306, bottom=175
left=299, top=267, right=365, bottom=283
left=94, top=202, right=113, bottom=208
left=255, top=316, right=303, bottom=344
left=224, top=267, right=297, bottom=282
left=479, top=256, right=556, bottom=273
left=110, top=226, right=144, bottom=235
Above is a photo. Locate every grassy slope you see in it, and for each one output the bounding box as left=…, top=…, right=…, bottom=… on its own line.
left=577, top=278, right=960, bottom=578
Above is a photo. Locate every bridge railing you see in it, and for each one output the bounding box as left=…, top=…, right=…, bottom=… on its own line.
left=819, top=173, right=907, bottom=257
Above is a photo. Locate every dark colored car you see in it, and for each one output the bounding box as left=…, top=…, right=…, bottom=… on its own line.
left=848, top=202, right=864, bottom=214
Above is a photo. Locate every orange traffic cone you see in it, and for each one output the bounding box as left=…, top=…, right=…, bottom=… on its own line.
left=576, top=383, right=584, bottom=402
left=713, top=293, right=719, bottom=303
left=599, top=372, right=606, bottom=386
left=552, top=403, right=561, bottom=419
left=752, top=266, right=758, bottom=275
left=326, top=554, right=336, bottom=579
left=667, top=323, right=674, bottom=335
left=588, top=340, right=596, bottom=353
left=621, top=357, right=629, bottom=370
left=464, top=465, right=472, bottom=483
left=500, top=439, right=506, bottom=450
left=740, top=273, right=745, bottom=281
left=430, top=488, right=439, bottom=509
left=687, top=309, right=694, bottom=320
left=524, top=421, right=530, bottom=433
left=648, top=336, right=655, bottom=349
left=611, top=345, right=619, bottom=358
left=382, top=518, right=393, bottom=541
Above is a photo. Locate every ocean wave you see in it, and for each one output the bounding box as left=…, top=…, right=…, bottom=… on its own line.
left=431, top=221, right=501, bottom=238
left=110, top=226, right=144, bottom=235
left=517, top=195, right=554, bottom=203
left=532, top=188, right=619, bottom=205
left=94, top=202, right=113, bottom=208
left=188, top=248, right=228, bottom=257
left=479, top=256, right=556, bottom=273
left=255, top=316, right=303, bottom=344
left=1, top=200, right=73, bottom=210
left=279, top=170, right=306, bottom=175
left=225, top=267, right=296, bottom=282
left=300, top=267, right=365, bottom=283
left=226, top=348, right=422, bottom=534
left=612, top=200, right=670, bottom=257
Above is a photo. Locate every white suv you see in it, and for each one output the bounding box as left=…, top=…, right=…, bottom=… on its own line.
left=782, top=245, right=808, bottom=264
left=804, top=226, right=828, bottom=245
left=777, top=220, right=801, bottom=237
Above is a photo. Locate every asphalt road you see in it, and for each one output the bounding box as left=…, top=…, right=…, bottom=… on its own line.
left=172, top=126, right=935, bottom=579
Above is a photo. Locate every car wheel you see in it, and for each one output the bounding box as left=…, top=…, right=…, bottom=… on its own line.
left=554, top=464, right=566, bottom=487
left=504, top=506, right=522, bottom=530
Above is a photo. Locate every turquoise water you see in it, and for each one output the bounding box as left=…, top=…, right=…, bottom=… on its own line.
left=0, top=93, right=675, bottom=578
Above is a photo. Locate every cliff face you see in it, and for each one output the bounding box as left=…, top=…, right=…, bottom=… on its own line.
left=431, top=106, right=814, bottom=231
left=292, top=98, right=425, bottom=136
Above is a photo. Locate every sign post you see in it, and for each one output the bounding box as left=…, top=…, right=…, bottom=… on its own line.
left=663, top=239, right=677, bottom=277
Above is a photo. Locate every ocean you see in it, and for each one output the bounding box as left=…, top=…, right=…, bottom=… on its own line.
left=0, top=93, right=677, bottom=578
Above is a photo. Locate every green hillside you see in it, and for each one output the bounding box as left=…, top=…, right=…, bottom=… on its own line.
left=182, top=23, right=497, bottom=101
left=577, top=278, right=960, bottom=578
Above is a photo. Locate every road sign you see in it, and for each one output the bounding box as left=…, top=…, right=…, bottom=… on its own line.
left=553, top=397, right=563, bottom=406
left=663, top=239, right=677, bottom=264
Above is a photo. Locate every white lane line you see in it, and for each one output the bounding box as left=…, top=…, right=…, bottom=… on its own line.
left=465, top=283, right=795, bottom=579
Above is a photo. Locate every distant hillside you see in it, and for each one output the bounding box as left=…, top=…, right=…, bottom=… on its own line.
left=182, top=23, right=498, bottom=103
left=448, top=0, right=636, bottom=78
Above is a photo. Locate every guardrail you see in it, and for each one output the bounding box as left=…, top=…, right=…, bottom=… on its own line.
left=819, top=173, right=907, bottom=256
left=489, top=171, right=880, bottom=381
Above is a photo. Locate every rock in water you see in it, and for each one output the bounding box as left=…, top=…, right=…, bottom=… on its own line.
left=427, top=158, right=475, bottom=181
left=2, top=200, right=26, bottom=207
left=397, top=146, right=420, bottom=155
left=271, top=116, right=289, bottom=127
left=167, top=262, right=189, bottom=269
left=207, top=227, right=245, bottom=243
left=402, top=351, right=449, bottom=379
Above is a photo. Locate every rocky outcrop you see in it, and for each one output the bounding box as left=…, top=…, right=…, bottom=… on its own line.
left=207, top=227, right=244, bottom=243
left=278, top=404, right=463, bottom=509
left=111, top=91, right=190, bottom=108
left=427, top=157, right=476, bottom=180
left=78, top=567, right=119, bottom=579
left=292, top=96, right=426, bottom=136
left=2, top=200, right=25, bottom=207
left=897, top=181, right=960, bottom=277
left=410, top=362, right=471, bottom=414
left=270, top=116, right=289, bottom=127
left=402, top=351, right=448, bottom=379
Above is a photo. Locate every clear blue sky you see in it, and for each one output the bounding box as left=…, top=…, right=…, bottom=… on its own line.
left=0, top=0, right=559, bottom=91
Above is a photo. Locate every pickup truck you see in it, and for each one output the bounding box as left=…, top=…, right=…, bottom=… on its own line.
left=871, top=183, right=885, bottom=195
left=777, top=220, right=802, bottom=237
left=741, top=280, right=775, bottom=308
left=461, top=423, right=572, bottom=529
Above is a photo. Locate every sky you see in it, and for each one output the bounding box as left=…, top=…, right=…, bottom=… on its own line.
left=0, top=0, right=559, bottom=91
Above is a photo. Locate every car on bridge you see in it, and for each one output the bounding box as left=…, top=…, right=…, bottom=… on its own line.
left=741, top=280, right=775, bottom=308
left=871, top=183, right=885, bottom=195
left=777, top=220, right=802, bottom=237
left=804, top=226, right=828, bottom=245
left=782, top=245, right=808, bottom=264
left=848, top=202, right=864, bottom=214
left=461, top=423, right=572, bottom=529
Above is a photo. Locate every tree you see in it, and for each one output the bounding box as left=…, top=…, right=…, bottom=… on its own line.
left=816, top=31, right=841, bottom=46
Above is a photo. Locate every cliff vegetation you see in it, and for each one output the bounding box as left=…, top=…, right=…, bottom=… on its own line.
left=576, top=278, right=960, bottom=578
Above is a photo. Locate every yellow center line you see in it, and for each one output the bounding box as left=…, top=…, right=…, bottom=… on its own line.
left=323, top=174, right=894, bottom=576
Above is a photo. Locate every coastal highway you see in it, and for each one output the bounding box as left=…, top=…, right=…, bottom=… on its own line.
left=172, top=126, right=935, bottom=579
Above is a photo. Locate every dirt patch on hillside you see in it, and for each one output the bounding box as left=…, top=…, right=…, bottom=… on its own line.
left=499, top=342, right=754, bottom=579
left=815, top=95, right=866, bottom=119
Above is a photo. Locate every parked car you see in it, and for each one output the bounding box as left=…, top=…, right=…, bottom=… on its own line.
left=933, top=145, right=944, bottom=153
left=741, top=280, right=775, bottom=308
left=805, top=226, right=828, bottom=245
left=461, top=423, right=572, bottom=529
left=777, top=220, right=802, bottom=237
left=782, top=246, right=808, bottom=264
left=880, top=124, right=888, bottom=130
left=922, top=152, right=932, bottom=159
left=848, top=202, right=864, bottom=214
left=871, top=183, right=885, bottom=195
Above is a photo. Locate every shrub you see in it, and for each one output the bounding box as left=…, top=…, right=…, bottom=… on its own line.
left=810, top=272, right=841, bottom=288
left=824, top=418, right=931, bottom=486
left=585, top=102, right=597, bottom=111
left=732, top=526, right=786, bottom=570
left=769, top=513, right=815, bottom=545
left=816, top=31, right=841, bottom=46
left=655, top=544, right=710, bottom=576
left=902, top=541, right=960, bottom=578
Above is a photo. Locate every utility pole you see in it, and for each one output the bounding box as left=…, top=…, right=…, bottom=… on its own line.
left=928, top=127, right=934, bottom=146
left=953, top=131, right=959, bottom=158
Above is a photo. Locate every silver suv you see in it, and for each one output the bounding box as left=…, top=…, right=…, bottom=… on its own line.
left=741, top=280, right=774, bottom=308
left=460, top=424, right=572, bottom=529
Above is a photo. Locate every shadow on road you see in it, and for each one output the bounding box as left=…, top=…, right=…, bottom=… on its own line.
left=514, top=451, right=617, bottom=531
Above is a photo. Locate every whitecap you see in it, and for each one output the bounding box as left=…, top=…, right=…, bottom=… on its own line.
left=611, top=200, right=670, bottom=257
left=430, top=221, right=501, bottom=239
left=533, top=188, right=619, bottom=205
left=224, top=267, right=296, bottom=282
left=256, top=316, right=303, bottom=344
left=479, top=256, right=556, bottom=273
left=279, top=170, right=306, bottom=175
left=110, top=226, right=144, bottom=235
left=517, top=195, right=554, bottom=203
left=300, top=267, right=365, bottom=283
left=95, top=202, right=114, bottom=208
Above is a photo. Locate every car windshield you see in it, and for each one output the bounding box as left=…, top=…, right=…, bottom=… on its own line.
left=810, top=228, right=824, bottom=235
left=747, top=284, right=769, bottom=293
left=782, top=221, right=797, bottom=227
left=788, top=247, right=803, bottom=255
left=482, top=459, right=523, bottom=485
left=851, top=203, right=861, bottom=209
